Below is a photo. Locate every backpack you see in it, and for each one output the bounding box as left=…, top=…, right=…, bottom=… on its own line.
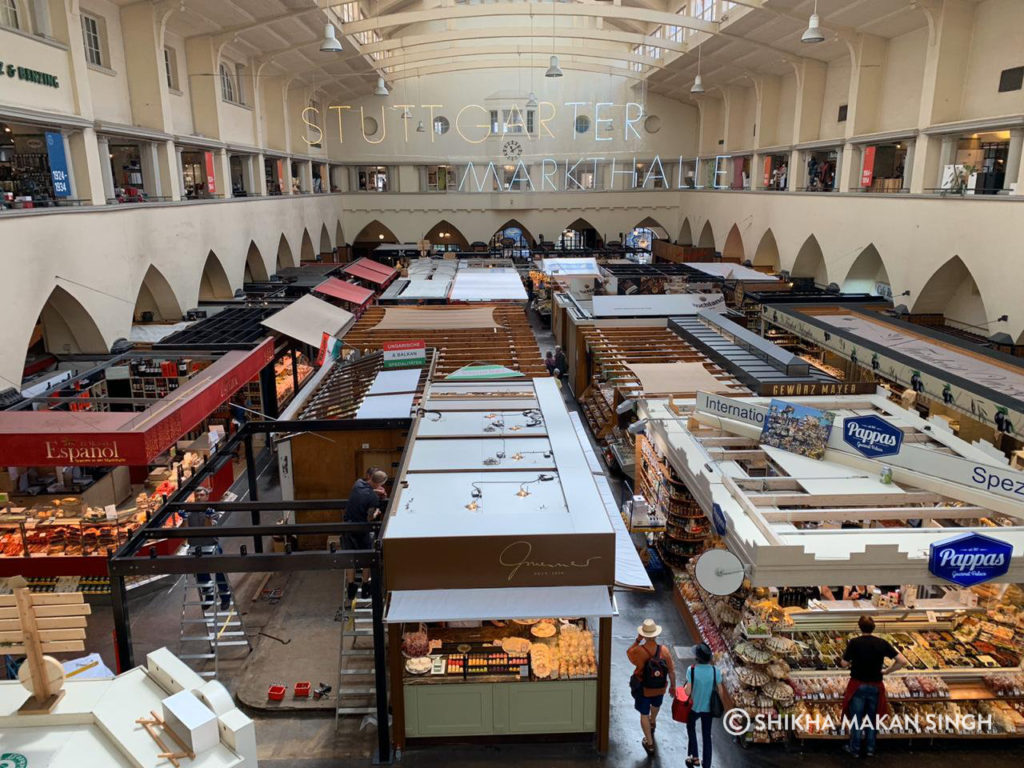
left=641, top=644, right=669, bottom=690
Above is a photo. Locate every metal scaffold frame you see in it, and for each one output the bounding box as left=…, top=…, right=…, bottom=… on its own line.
left=108, top=416, right=411, bottom=764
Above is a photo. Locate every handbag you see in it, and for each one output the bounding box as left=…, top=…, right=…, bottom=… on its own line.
left=672, top=681, right=693, bottom=723
left=708, top=666, right=725, bottom=718
left=629, top=674, right=643, bottom=698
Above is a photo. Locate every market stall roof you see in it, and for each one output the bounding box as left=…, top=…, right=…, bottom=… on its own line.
left=129, top=322, right=192, bottom=344
left=592, top=293, right=726, bottom=318
left=764, top=304, right=1024, bottom=436
left=626, top=362, right=745, bottom=396
left=385, top=585, right=616, bottom=623
left=449, top=269, right=528, bottom=302
left=0, top=339, right=275, bottom=465
left=687, top=262, right=780, bottom=281
left=371, top=307, right=498, bottom=330
left=641, top=391, right=1024, bottom=587
left=260, top=294, right=355, bottom=349
left=445, top=364, right=525, bottom=381
left=155, top=306, right=279, bottom=350
left=274, top=264, right=339, bottom=289
left=382, top=379, right=616, bottom=591
left=342, top=257, right=399, bottom=286
left=313, top=278, right=374, bottom=307
left=540, top=257, right=600, bottom=276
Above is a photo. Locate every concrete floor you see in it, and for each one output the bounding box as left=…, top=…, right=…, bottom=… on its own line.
left=68, top=307, right=1024, bottom=766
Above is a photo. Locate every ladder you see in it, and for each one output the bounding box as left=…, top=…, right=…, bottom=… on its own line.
left=335, top=592, right=378, bottom=724
left=178, top=570, right=251, bottom=679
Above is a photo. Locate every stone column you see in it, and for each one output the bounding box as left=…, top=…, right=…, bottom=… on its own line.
left=95, top=134, right=115, bottom=201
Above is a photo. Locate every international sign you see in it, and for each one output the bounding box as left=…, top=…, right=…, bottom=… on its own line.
left=928, top=532, right=1012, bottom=587
left=841, top=414, right=903, bottom=458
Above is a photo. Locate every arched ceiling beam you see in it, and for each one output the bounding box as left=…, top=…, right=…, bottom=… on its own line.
left=362, top=26, right=690, bottom=56
left=338, top=3, right=719, bottom=36
left=383, top=44, right=668, bottom=72
left=384, top=58, right=643, bottom=83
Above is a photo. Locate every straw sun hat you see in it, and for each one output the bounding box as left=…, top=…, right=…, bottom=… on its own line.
left=637, top=618, right=663, bottom=638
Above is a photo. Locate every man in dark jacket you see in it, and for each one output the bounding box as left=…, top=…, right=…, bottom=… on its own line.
left=553, top=346, right=569, bottom=381
left=345, top=469, right=388, bottom=598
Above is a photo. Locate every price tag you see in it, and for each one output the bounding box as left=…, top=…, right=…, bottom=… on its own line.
left=104, top=504, right=117, bottom=521
left=926, top=610, right=938, bottom=624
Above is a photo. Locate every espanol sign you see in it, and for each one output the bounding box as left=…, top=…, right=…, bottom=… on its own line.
left=928, top=532, right=1012, bottom=587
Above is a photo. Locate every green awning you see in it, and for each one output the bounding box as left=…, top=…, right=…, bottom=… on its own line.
left=445, top=363, right=526, bottom=381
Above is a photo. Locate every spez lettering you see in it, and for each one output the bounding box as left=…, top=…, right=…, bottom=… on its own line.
left=971, top=466, right=1024, bottom=496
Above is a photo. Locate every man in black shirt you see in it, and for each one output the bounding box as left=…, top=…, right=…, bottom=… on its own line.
left=840, top=615, right=907, bottom=758
left=344, top=469, right=388, bottom=599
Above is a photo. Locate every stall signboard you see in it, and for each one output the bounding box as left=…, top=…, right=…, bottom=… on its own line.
left=696, top=391, right=768, bottom=428
left=0, top=61, right=59, bottom=87
left=861, top=146, right=876, bottom=187
left=383, top=340, right=426, bottom=368
left=204, top=152, right=216, bottom=195
left=928, top=532, right=1012, bottom=587
left=841, top=414, right=903, bottom=458
left=44, top=132, right=71, bottom=198
left=759, top=400, right=834, bottom=460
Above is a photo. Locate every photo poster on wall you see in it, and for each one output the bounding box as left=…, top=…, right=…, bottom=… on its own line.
left=759, top=399, right=835, bottom=460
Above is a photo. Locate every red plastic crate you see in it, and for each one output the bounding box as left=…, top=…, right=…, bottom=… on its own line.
left=267, top=685, right=286, bottom=701
left=293, top=681, right=311, bottom=698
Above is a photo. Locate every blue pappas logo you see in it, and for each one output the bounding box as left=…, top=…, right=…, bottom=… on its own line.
left=841, top=415, right=903, bottom=458
left=928, top=533, right=1012, bottom=587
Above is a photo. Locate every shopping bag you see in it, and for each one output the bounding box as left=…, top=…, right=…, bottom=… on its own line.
left=671, top=686, right=693, bottom=723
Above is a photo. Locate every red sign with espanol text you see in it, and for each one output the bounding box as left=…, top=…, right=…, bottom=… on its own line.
left=861, top=146, right=876, bottom=188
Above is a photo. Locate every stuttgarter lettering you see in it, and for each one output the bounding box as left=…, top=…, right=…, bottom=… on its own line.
left=499, top=540, right=601, bottom=582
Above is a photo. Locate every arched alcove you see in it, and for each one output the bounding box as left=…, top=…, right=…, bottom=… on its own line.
left=753, top=229, right=781, bottom=271
left=424, top=220, right=470, bottom=251
left=634, top=216, right=669, bottom=241
left=791, top=235, right=828, bottom=286
left=134, top=265, right=183, bottom=322
left=199, top=251, right=233, bottom=300
left=492, top=219, right=535, bottom=247
left=319, top=223, right=332, bottom=257
left=722, top=224, right=745, bottom=262
left=335, top=220, right=345, bottom=247
left=679, top=218, right=693, bottom=245
left=560, top=217, right=599, bottom=249
left=353, top=220, right=399, bottom=244
left=276, top=234, right=295, bottom=270
left=842, top=244, right=891, bottom=294
left=27, top=286, right=107, bottom=368
left=912, top=256, right=988, bottom=329
left=245, top=241, right=269, bottom=283
left=697, top=220, right=715, bottom=249
left=300, top=229, right=316, bottom=262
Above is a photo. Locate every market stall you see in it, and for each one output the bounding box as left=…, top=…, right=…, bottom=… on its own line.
left=0, top=340, right=274, bottom=585
left=381, top=378, right=622, bottom=749
left=638, top=390, right=1024, bottom=744
left=342, top=257, right=399, bottom=290
left=312, top=278, right=374, bottom=318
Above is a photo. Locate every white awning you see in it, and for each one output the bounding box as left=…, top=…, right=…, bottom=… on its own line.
left=593, top=293, right=726, bottom=317
left=261, top=294, right=355, bottom=349
left=385, top=585, right=616, bottom=623
left=449, top=270, right=527, bottom=301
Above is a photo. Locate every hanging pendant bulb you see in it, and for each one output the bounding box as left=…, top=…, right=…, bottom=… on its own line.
left=801, top=1, right=825, bottom=43
left=319, top=23, right=342, bottom=53
left=690, top=74, right=705, bottom=94
left=416, top=120, right=426, bottom=132
left=527, top=91, right=538, bottom=108
left=545, top=55, right=563, bottom=78
left=374, top=77, right=389, bottom=96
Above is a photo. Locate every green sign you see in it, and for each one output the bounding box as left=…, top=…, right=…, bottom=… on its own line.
left=0, top=61, right=59, bottom=88
left=0, top=753, right=29, bottom=768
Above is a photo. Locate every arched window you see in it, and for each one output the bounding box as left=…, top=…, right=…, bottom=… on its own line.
left=219, top=63, right=235, bottom=103
left=0, top=0, right=20, bottom=29
left=626, top=228, right=655, bottom=253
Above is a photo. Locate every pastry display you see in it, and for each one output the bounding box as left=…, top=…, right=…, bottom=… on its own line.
left=530, top=621, right=556, bottom=638
left=401, top=627, right=430, bottom=658
left=405, top=657, right=432, bottom=675
left=500, top=637, right=531, bottom=655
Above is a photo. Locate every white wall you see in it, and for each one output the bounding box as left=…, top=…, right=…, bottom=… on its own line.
left=961, top=0, right=1024, bottom=121
left=877, top=27, right=927, bottom=132
left=775, top=72, right=797, bottom=145
left=164, top=30, right=193, bottom=136
left=80, top=0, right=132, bottom=124
left=819, top=56, right=851, bottom=141
left=0, top=28, right=77, bottom=116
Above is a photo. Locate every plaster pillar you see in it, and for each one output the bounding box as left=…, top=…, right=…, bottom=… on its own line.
left=213, top=149, right=231, bottom=197
left=93, top=134, right=115, bottom=201
left=254, top=153, right=268, bottom=196
left=119, top=2, right=173, bottom=134
left=1003, top=129, right=1023, bottom=193
left=902, top=139, right=915, bottom=192
left=138, top=141, right=161, bottom=198
left=841, top=143, right=862, bottom=193
left=155, top=140, right=180, bottom=200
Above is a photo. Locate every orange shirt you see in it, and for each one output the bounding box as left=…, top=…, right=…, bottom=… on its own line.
left=627, top=641, right=675, bottom=697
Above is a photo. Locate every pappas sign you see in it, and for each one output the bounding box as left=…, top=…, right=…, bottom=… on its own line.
left=842, top=414, right=903, bottom=458
left=928, top=532, right=1012, bottom=587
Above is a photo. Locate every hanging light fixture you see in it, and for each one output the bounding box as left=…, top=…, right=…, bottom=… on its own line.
left=526, top=10, right=538, bottom=106
left=691, top=44, right=705, bottom=94
left=374, top=76, right=389, bottom=96
left=801, top=0, right=825, bottom=44
left=527, top=92, right=539, bottom=107
left=319, top=23, right=342, bottom=53
left=416, top=120, right=425, bottom=132
left=545, top=1, right=562, bottom=78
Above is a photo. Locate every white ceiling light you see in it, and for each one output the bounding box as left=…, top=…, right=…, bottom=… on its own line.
left=319, top=23, right=342, bottom=53
left=374, top=77, right=389, bottom=96
left=801, top=0, right=825, bottom=44
left=401, top=107, right=412, bottom=119
left=526, top=91, right=538, bottom=107
left=416, top=120, right=425, bottom=132
left=545, top=55, right=563, bottom=78
left=691, top=43, right=704, bottom=94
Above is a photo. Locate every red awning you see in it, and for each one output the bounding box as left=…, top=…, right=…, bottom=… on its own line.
left=313, top=278, right=374, bottom=307
left=0, top=338, right=275, bottom=466
left=342, top=258, right=398, bottom=286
